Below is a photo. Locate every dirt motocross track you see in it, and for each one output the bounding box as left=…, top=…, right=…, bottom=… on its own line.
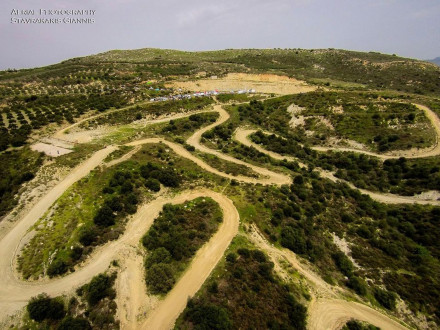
left=3, top=95, right=438, bottom=328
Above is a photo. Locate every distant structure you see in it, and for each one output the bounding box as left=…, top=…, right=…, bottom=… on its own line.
left=150, top=89, right=256, bottom=103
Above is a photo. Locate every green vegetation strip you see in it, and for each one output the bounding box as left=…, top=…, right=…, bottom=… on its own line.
left=142, top=197, right=223, bottom=295
left=0, top=147, right=43, bottom=218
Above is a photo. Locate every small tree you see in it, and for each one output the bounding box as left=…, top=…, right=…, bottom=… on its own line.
left=146, top=263, right=175, bottom=294
left=85, top=273, right=116, bottom=306
left=27, top=294, right=65, bottom=322
left=93, top=205, right=115, bottom=227
left=374, top=288, right=397, bottom=310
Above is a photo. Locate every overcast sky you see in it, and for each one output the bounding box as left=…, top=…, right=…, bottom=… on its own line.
left=1, top=0, right=439, bottom=70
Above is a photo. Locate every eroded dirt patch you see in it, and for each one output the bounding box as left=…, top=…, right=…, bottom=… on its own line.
left=31, top=143, right=73, bottom=157
left=166, top=73, right=317, bottom=95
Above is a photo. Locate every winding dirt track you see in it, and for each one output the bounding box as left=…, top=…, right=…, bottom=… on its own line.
left=127, top=105, right=291, bottom=186
left=53, top=102, right=214, bottom=143
left=308, top=299, right=407, bottom=330
left=140, top=191, right=239, bottom=330
left=0, top=146, right=117, bottom=317
left=0, top=189, right=238, bottom=328
left=53, top=101, right=151, bottom=140
left=234, top=127, right=440, bottom=205
left=3, top=100, right=438, bottom=329
left=248, top=224, right=408, bottom=330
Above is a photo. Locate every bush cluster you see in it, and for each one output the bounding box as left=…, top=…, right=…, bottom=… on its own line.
left=142, top=198, right=221, bottom=294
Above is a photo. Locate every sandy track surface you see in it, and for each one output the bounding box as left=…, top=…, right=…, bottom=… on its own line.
left=186, top=105, right=291, bottom=185
left=3, top=100, right=436, bottom=329
left=52, top=102, right=150, bottom=141
left=234, top=127, right=307, bottom=168
left=105, top=145, right=142, bottom=168
left=249, top=225, right=409, bottom=330
left=233, top=127, right=440, bottom=205
left=140, top=190, right=239, bottom=330
left=248, top=224, right=336, bottom=298
left=0, top=146, right=117, bottom=318
left=116, top=248, right=149, bottom=328
left=0, top=189, right=238, bottom=327
left=128, top=137, right=290, bottom=186
left=55, top=104, right=214, bottom=144
left=308, top=299, right=407, bottom=330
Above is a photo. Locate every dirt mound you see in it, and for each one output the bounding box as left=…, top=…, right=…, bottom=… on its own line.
left=166, top=73, right=316, bottom=95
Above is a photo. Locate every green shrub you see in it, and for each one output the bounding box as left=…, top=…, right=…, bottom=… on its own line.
left=332, top=252, right=354, bottom=277
left=178, top=245, right=306, bottom=329
left=184, top=302, right=232, bottom=330
left=47, top=258, right=68, bottom=277
left=252, top=250, right=267, bottom=262
left=226, top=253, right=237, bottom=263
left=27, top=294, right=65, bottom=322
left=146, top=263, right=175, bottom=294
left=85, top=273, right=116, bottom=306
left=285, top=293, right=307, bottom=329
left=93, top=205, right=115, bottom=227
left=280, top=227, right=306, bottom=254
left=237, top=248, right=251, bottom=258
left=145, top=178, right=161, bottom=192
left=347, top=276, right=367, bottom=296
left=145, top=247, right=172, bottom=268
left=79, top=226, right=98, bottom=246
left=184, top=144, right=195, bottom=151
left=374, top=288, right=397, bottom=310
left=70, top=246, right=83, bottom=261
left=57, top=316, right=91, bottom=330
left=343, top=320, right=380, bottom=330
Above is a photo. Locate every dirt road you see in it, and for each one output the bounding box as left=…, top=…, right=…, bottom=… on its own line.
left=140, top=190, right=239, bottom=330
left=0, top=189, right=238, bottom=328
left=52, top=101, right=151, bottom=141
left=105, top=145, right=142, bottom=168
left=186, top=106, right=294, bottom=185
left=0, top=146, right=117, bottom=317
left=248, top=224, right=336, bottom=298
left=233, top=127, right=440, bottom=205
left=308, top=299, right=407, bottom=330
left=52, top=101, right=213, bottom=143
left=234, top=127, right=307, bottom=168
left=249, top=225, right=410, bottom=330
left=3, top=100, right=436, bottom=328
left=126, top=105, right=291, bottom=186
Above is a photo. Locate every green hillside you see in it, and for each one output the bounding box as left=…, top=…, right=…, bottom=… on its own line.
left=2, top=48, right=440, bottom=95
left=2, top=47, right=440, bottom=329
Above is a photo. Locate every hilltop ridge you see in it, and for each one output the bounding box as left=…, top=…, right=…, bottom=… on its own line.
left=427, top=57, right=440, bottom=66
left=2, top=48, right=439, bottom=95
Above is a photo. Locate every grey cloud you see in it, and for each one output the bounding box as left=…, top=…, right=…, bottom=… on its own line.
left=0, top=0, right=439, bottom=70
